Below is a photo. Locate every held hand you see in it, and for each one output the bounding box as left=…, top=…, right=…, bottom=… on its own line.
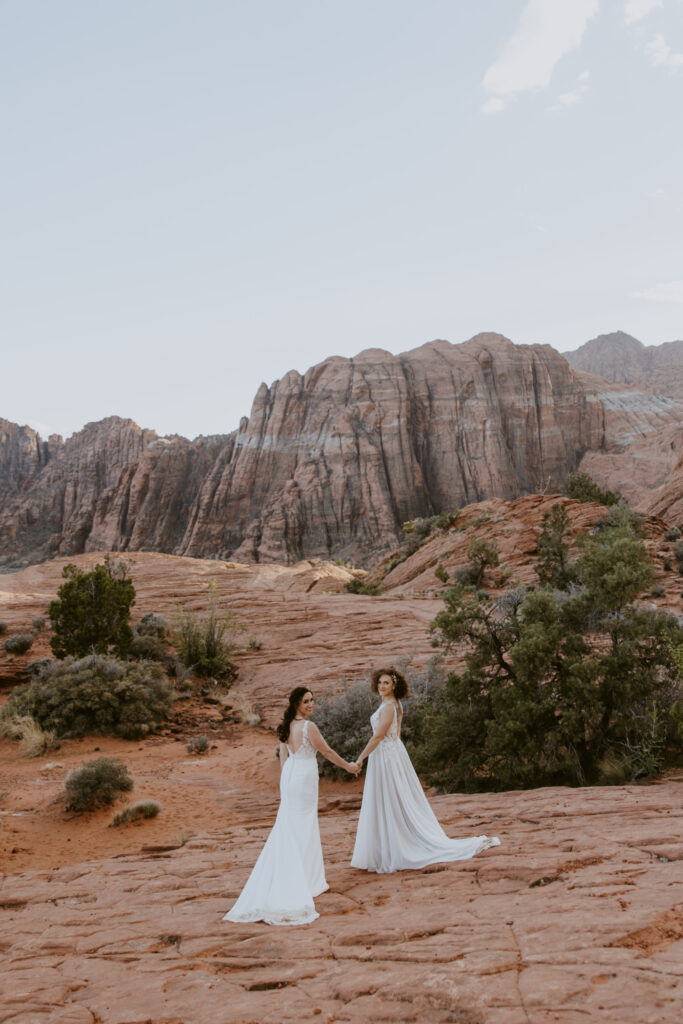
left=346, top=761, right=361, bottom=775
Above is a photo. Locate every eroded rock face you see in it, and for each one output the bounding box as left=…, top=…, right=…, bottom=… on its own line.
left=0, top=335, right=680, bottom=569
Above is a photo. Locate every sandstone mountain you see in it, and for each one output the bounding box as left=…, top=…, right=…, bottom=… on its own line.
left=1, top=333, right=681, bottom=570
left=565, top=329, right=683, bottom=402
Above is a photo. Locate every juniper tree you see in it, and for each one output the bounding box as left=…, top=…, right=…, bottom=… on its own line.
left=48, top=556, right=135, bottom=659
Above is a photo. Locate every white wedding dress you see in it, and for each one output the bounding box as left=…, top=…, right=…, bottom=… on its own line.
left=223, top=720, right=328, bottom=925
left=351, top=702, right=500, bottom=873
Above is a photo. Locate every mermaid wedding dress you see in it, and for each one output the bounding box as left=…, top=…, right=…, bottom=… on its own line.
left=351, top=703, right=500, bottom=872
left=223, top=721, right=328, bottom=925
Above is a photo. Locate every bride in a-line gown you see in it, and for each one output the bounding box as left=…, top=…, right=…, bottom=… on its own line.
left=351, top=668, right=500, bottom=873
left=224, top=686, right=359, bottom=925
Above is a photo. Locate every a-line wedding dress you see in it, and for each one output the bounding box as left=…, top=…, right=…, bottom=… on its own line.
left=351, top=702, right=500, bottom=873
left=223, top=720, right=328, bottom=925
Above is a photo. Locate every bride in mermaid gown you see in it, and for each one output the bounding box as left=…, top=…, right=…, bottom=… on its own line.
left=224, top=686, right=359, bottom=926
left=351, top=668, right=500, bottom=873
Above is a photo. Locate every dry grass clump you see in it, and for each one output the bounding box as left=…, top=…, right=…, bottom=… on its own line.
left=186, top=735, right=210, bottom=754
left=112, top=800, right=161, bottom=826
left=64, top=757, right=134, bottom=813
left=0, top=713, right=57, bottom=757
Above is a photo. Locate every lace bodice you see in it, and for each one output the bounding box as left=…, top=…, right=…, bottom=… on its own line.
left=371, top=701, right=402, bottom=744
left=287, top=720, right=317, bottom=759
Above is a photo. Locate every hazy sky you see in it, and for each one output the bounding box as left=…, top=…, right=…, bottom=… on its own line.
left=2, top=0, right=682, bottom=440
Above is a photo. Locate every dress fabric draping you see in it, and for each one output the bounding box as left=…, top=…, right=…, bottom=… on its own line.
left=223, top=720, right=328, bottom=925
left=351, top=703, right=500, bottom=873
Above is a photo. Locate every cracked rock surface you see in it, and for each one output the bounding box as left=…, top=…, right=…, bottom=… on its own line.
left=2, top=782, right=682, bottom=1024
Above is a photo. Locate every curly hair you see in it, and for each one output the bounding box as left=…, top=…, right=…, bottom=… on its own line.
left=370, top=667, right=410, bottom=699
left=276, top=686, right=311, bottom=743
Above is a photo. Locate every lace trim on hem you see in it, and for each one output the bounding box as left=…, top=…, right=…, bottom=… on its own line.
left=223, top=905, right=318, bottom=926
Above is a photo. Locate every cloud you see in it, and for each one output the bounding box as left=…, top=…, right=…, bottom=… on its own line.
left=624, top=0, right=662, bottom=24
left=645, top=33, right=683, bottom=68
left=634, top=280, right=683, bottom=303
left=481, top=0, right=599, bottom=113
left=547, top=70, right=591, bottom=111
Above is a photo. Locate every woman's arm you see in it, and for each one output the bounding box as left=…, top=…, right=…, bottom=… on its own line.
left=355, top=704, right=394, bottom=765
left=279, top=741, right=289, bottom=774
left=306, top=722, right=359, bottom=773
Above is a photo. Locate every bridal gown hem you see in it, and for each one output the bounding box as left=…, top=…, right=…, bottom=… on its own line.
left=351, top=703, right=500, bottom=873
left=223, top=720, right=327, bottom=926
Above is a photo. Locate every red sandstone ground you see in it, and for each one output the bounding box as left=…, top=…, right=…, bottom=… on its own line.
left=1, top=498, right=682, bottom=1022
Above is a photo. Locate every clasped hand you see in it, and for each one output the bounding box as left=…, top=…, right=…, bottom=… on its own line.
left=346, top=760, right=362, bottom=776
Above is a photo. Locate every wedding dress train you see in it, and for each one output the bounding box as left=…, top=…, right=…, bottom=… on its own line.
left=351, top=703, right=500, bottom=873
left=223, top=720, right=328, bottom=925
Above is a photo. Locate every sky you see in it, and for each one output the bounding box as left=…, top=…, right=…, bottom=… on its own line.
left=1, top=0, right=682, bottom=440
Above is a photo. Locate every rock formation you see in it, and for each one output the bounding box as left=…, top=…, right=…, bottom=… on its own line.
left=1, top=334, right=681, bottom=569
left=565, top=330, right=683, bottom=402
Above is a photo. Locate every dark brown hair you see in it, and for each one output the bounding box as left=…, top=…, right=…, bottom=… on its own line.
left=277, top=686, right=311, bottom=743
left=370, top=667, right=410, bottom=700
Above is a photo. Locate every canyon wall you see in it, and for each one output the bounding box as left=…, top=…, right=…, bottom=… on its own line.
left=1, top=333, right=680, bottom=569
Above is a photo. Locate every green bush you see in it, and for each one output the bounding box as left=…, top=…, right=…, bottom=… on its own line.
left=48, top=556, right=135, bottom=659
left=566, top=472, right=620, bottom=506
left=665, top=527, right=681, bottom=542
left=0, top=621, right=7, bottom=636
left=129, top=611, right=170, bottom=663
left=65, top=757, right=133, bottom=813
left=434, top=563, right=449, bottom=585
left=32, top=616, right=46, bottom=632
left=400, top=516, right=440, bottom=557
left=422, top=514, right=682, bottom=792
left=3, top=633, right=34, bottom=655
left=174, top=587, right=239, bottom=682
left=345, top=577, right=381, bottom=596
left=535, top=503, right=575, bottom=590
left=436, top=510, right=459, bottom=531
left=112, top=800, right=160, bottom=826
left=1, top=655, right=174, bottom=740
left=465, top=537, right=499, bottom=586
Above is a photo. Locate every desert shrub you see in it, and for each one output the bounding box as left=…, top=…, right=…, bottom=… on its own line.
left=174, top=588, right=239, bottom=682
left=32, top=616, right=46, bottom=632
left=3, top=633, right=34, bottom=655
left=129, top=614, right=170, bottom=663
left=48, top=557, right=135, bottom=659
left=453, top=564, right=479, bottom=586
left=0, top=713, right=56, bottom=756
left=434, top=563, right=449, bottom=585
left=0, top=621, right=7, bottom=635
left=345, top=577, right=381, bottom=596
left=592, top=502, right=645, bottom=538
left=663, top=557, right=672, bottom=572
left=566, top=472, right=620, bottom=506
left=186, top=735, right=210, bottom=754
left=466, top=537, right=499, bottom=586
left=665, top=527, right=681, bottom=542
left=436, top=510, right=459, bottom=531
left=650, top=584, right=665, bottom=597
left=64, top=757, right=133, bottom=813
left=247, top=637, right=262, bottom=651
left=422, top=514, right=682, bottom=792
left=136, top=613, right=168, bottom=638
left=400, top=516, right=440, bottom=557
left=26, top=657, right=53, bottom=680
left=1, top=655, right=174, bottom=740
left=112, top=800, right=160, bottom=826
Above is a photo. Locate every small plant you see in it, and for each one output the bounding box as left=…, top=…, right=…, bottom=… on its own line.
left=665, top=527, right=681, bottom=542
left=175, top=586, right=239, bottom=682
left=434, top=563, right=449, bottom=585
left=175, top=829, right=194, bottom=846
left=247, top=637, right=263, bottom=651
left=650, top=584, right=665, bottom=598
left=3, top=633, right=34, bottom=655
left=26, top=657, right=53, bottom=679
left=663, top=557, right=672, bottom=572
left=31, top=616, right=46, bottom=632
left=0, top=621, right=7, bottom=636
left=112, top=800, right=160, bottom=826
left=186, top=735, right=210, bottom=755
left=436, top=510, right=459, bottom=531
left=345, top=577, right=381, bottom=596
left=64, top=757, right=133, bottom=813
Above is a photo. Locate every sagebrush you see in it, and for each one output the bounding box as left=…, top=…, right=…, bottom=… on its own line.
left=65, top=757, right=133, bottom=812
left=0, top=655, right=174, bottom=740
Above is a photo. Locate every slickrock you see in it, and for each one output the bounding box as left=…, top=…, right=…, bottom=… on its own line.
left=1, top=781, right=682, bottom=1023
left=1, top=334, right=680, bottom=570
